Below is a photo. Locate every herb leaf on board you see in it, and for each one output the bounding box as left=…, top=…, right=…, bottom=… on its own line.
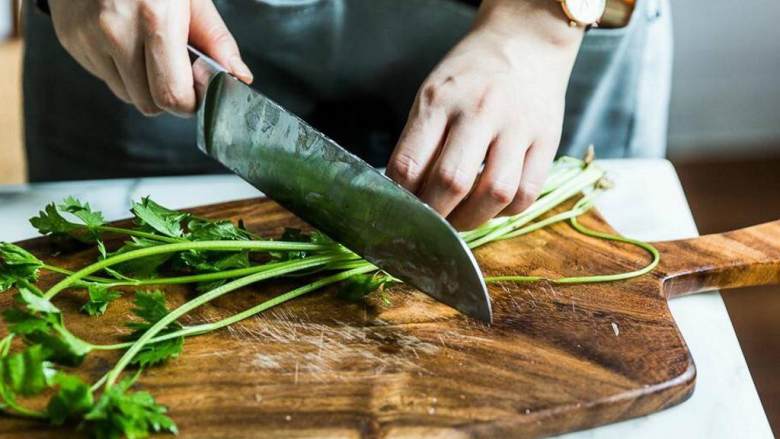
left=0, top=243, right=44, bottom=293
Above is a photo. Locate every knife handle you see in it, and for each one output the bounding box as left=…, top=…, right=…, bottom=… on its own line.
left=654, top=220, right=780, bottom=298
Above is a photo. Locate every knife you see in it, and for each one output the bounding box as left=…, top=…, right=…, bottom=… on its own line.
left=188, top=46, right=492, bottom=323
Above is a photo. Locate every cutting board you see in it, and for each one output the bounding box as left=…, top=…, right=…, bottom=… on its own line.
left=1, top=197, right=779, bottom=438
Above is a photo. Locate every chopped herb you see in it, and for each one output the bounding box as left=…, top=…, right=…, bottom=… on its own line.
left=81, top=285, right=122, bottom=316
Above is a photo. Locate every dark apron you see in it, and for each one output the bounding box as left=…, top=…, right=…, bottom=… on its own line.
left=22, top=0, right=671, bottom=182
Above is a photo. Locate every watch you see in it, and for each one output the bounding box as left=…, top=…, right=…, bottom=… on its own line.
left=555, top=0, right=607, bottom=28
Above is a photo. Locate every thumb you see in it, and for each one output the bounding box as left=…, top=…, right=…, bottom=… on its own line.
left=189, top=0, right=253, bottom=83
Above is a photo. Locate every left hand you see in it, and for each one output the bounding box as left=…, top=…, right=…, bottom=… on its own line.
left=386, top=0, right=584, bottom=230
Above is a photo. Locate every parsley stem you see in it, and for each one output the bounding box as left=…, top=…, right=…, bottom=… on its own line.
left=485, top=198, right=660, bottom=285
left=466, top=164, right=604, bottom=248
left=102, top=255, right=334, bottom=389
left=42, top=240, right=330, bottom=300
left=96, top=226, right=184, bottom=243
left=90, top=264, right=376, bottom=352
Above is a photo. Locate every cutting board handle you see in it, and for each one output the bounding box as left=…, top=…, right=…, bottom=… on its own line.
left=654, top=220, right=780, bottom=298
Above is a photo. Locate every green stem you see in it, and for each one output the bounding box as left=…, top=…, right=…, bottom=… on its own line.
left=96, top=226, right=184, bottom=243
left=42, top=265, right=113, bottom=285
left=485, top=206, right=660, bottom=285
left=91, top=264, right=377, bottom=352
left=467, top=164, right=604, bottom=248
left=42, top=240, right=330, bottom=300
left=102, top=255, right=333, bottom=389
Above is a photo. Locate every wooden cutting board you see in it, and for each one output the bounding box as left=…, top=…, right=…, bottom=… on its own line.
left=1, top=197, right=779, bottom=438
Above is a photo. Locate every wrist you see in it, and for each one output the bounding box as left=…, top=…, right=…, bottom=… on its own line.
left=474, top=0, right=585, bottom=50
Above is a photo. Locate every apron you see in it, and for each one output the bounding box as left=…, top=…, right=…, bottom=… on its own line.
left=22, top=0, right=672, bottom=182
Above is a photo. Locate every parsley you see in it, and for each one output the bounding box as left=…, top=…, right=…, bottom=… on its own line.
left=131, top=197, right=189, bottom=238
left=0, top=243, right=44, bottom=293
left=126, top=291, right=183, bottom=368
left=81, top=285, right=122, bottom=316
left=4, top=291, right=92, bottom=367
left=29, top=203, right=79, bottom=236
left=83, top=373, right=178, bottom=439
left=46, top=372, right=94, bottom=425
left=59, top=197, right=105, bottom=231
left=337, top=273, right=394, bottom=304
left=1, top=344, right=52, bottom=396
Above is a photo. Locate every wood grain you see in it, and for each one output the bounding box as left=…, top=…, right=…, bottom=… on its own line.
left=0, top=197, right=778, bottom=438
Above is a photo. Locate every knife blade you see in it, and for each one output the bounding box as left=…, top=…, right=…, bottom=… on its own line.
left=189, top=47, right=492, bottom=323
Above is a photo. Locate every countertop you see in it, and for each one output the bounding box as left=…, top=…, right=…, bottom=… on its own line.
left=0, top=159, right=772, bottom=438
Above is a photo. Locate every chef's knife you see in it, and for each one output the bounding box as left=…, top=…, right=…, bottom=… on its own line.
left=189, top=46, right=492, bottom=323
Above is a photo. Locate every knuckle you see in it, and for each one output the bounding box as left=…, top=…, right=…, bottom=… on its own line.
left=138, top=0, right=165, bottom=29
left=485, top=180, right=516, bottom=205
left=511, top=187, right=541, bottom=213
left=436, top=167, right=471, bottom=196
left=96, top=13, right=122, bottom=47
left=390, top=153, right=422, bottom=186
left=419, top=82, right=448, bottom=109
left=154, top=86, right=187, bottom=111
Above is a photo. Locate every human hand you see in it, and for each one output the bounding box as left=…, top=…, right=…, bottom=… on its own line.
left=387, top=0, right=584, bottom=230
left=48, top=0, right=253, bottom=116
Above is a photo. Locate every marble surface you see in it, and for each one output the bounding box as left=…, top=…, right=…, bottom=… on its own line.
left=0, top=159, right=772, bottom=438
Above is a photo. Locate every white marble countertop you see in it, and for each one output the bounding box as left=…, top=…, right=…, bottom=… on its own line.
left=0, top=159, right=772, bottom=438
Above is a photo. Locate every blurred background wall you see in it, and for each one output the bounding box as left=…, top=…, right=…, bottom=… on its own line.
left=668, top=0, right=780, bottom=159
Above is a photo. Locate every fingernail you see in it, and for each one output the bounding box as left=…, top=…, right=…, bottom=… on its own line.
left=229, top=56, right=253, bottom=83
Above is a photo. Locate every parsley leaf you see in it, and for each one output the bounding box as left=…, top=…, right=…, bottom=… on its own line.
left=0, top=243, right=44, bottom=293
left=81, top=285, right=122, bottom=317
left=337, top=273, right=394, bottom=304
left=17, top=287, right=61, bottom=315
left=59, top=197, right=105, bottom=231
left=131, top=197, right=189, bottom=238
left=186, top=217, right=252, bottom=241
left=0, top=344, right=53, bottom=396
left=29, top=203, right=78, bottom=236
left=83, top=374, right=178, bottom=439
left=3, top=294, right=92, bottom=367
left=46, top=372, right=94, bottom=425
left=126, top=291, right=183, bottom=368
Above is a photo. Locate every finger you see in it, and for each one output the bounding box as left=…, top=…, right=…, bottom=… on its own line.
left=103, top=58, right=132, bottom=104
left=82, top=50, right=131, bottom=103
left=448, top=132, right=528, bottom=231
left=417, top=114, right=494, bottom=217
left=142, top=1, right=197, bottom=115
left=189, top=0, right=253, bottom=84
left=386, top=99, right=448, bottom=194
left=500, top=140, right=557, bottom=216
left=110, top=36, right=162, bottom=116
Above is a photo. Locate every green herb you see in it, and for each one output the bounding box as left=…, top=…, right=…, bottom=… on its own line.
left=337, top=273, right=394, bottom=304
left=47, top=372, right=94, bottom=425
left=0, top=243, right=44, bottom=293
left=83, top=373, right=177, bottom=439
left=131, top=197, right=189, bottom=238
left=1, top=344, right=52, bottom=396
left=82, top=285, right=122, bottom=316
left=59, top=197, right=106, bottom=231
left=125, top=291, right=183, bottom=368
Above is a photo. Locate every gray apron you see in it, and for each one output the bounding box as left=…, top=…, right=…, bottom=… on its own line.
left=22, top=0, right=672, bottom=182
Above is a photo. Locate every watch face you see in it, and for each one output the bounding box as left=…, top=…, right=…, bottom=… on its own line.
left=562, top=0, right=607, bottom=25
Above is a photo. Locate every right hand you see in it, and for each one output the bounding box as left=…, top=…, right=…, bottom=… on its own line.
left=48, top=0, right=253, bottom=117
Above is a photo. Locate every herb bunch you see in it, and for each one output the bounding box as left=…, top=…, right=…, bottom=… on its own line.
left=0, top=154, right=659, bottom=437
